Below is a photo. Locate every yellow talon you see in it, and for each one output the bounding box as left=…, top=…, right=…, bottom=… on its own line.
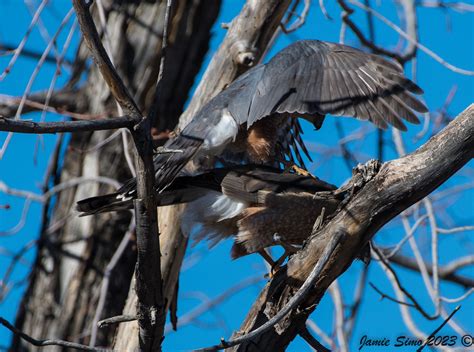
left=282, top=161, right=316, bottom=179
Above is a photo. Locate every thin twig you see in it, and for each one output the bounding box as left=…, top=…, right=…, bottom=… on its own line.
left=417, top=1, right=474, bottom=12
left=306, top=320, right=335, bottom=350
left=349, top=0, right=474, bottom=75
left=97, top=315, right=137, bottom=329
left=0, top=43, right=72, bottom=66
left=329, top=281, right=348, bottom=352
left=0, top=0, right=48, bottom=81
left=384, top=215, right=428, bottom=258
left=369, top=282, right=417, bottom=308
left=0, top=8, right=75, bottom=159
left=148, top=0, right=174, bottom=125
left=416, top=305, right=461, bottom=352
left=0, top=93, right=96, bottom=120
left=335, top=120, right=358, bottom=172
left=0, top=176, right=120, bottom=204
left=299, top=326, right=330, bottom=352
left=385, top=251, right=474, bottom=288
left=318, top=0, right=333, bottom=20
left=281, top=0, right=311, bottom=33
left=440, top=289, right=473, bottom=303
left=374, top=247, right=438, bottom=320
left=72, top=1, right=141, bottom=117
left=0, top=317, right=111, bottom=351
left=90, top=221, right=134, bottom=346
left=345, top=265, right=369, bottom=339
left=165, top=275, right=262, bottom=333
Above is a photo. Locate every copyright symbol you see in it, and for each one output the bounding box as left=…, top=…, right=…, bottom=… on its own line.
left=462, top=334, right=473, bottom=347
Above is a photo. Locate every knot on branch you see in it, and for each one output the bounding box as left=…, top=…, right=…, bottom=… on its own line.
left=137, top=303, right=163, bottom=326
left=230, top=40, right=257, bottom=67
left=353, top=159, right=381, bottom=183
left=336, top=159, right=382, bottom=198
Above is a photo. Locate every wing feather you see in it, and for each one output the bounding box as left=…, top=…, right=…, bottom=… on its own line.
left=244, top=40, right=426, bottom=130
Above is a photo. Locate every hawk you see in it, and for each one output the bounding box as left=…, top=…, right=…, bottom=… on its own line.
left=118, top=40, right=427, bottom=200
left=77, top=165, right=342, bottom=262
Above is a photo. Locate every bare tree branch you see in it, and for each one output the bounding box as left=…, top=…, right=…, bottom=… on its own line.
left=226, top=104, right=473, bottom=351
left=280, top=0, right=311, bottom=33
left=299, top=326, right=331, bottom=352
left=0, top=89, right=90, bottom=119
left=72, top=2, right=141, bottom=116
left=0, top=115, right=139, bottom=134
left=417, top=305, right=460, bottom=351
left=349, top=0, right=474, bottom=75
left=383, top=250, right=474, bottom=288
left=416, top=1, right=474, bottom=12
left=90, top=221, right=135, bottom=346
left=0, top=42, right=73, bottom=66
left=0, top=317, right=110, bottom=352
left=197, top=229, right=345, bottom=351
left=373, top=247, right=438, bottom=320
left=97, top=315, right=137, bottom=329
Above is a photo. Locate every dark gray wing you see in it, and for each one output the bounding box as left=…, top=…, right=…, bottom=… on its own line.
left=226, top=65, right=265, bottom=125
left=247, top=40, right=427, bottom=131
left=275, top=118, right=312, bottom=168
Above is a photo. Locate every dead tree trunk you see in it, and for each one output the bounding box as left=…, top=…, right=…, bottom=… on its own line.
left=11, top=1, right=220, bottom=350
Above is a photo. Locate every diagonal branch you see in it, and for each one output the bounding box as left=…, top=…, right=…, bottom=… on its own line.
left=196, top=230, right=344, bottom=351
left=225, top=104, right=473, bottom=351
left=72, top=1, right=141, bottom=117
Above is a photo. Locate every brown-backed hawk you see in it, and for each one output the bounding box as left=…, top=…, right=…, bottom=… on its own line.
left=77, top=165, right=342, bottom=260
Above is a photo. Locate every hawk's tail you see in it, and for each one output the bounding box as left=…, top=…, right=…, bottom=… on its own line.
left=153, top=134, right=203, bottom=193
left=109, top=134, right=202, bottom=198
left=76, top=193, right=133, bottom=216
left=76, top=179, right=209, bottom=216
left=77, top=134, right=203, bottom=216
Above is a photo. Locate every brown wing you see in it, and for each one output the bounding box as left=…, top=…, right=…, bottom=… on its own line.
left=218, top=165, right=337, bottom=204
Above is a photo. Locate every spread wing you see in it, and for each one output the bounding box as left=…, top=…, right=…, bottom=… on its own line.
left=225, top=66, right=310, bottom=168
left=246, top=40, right=427, bottom=131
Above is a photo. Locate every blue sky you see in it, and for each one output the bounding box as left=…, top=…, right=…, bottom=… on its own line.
left=0, top=1, right=473, bottom=351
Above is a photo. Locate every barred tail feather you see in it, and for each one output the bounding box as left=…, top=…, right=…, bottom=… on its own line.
left=154, top=134, right=203, bottom=192
left=107, top=134, right=203, bottom=201
left=76, top=193, right=133, bottom=216
left=77, top=174, right=209, bottom=217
